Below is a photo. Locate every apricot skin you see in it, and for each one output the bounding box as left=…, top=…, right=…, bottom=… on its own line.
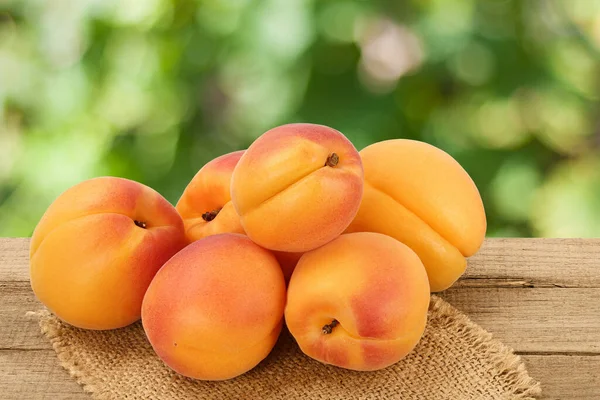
left=29, top=177, right=186, bottom=330
left=175, top=150, right=303, bottom=281
left=176, top=151, right=246, bottom=243
left=272, top=250, right=304, bottom=283
left=141, top=233, right=286, bottom=381
left=285, top=232, right=430, bottom=372
left=345, top=140, right=487, bottom=292
left=230, top=123, right=364, bottom=253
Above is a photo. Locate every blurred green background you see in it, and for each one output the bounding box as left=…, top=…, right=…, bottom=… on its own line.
left=1, top=0, right=600, bottom=238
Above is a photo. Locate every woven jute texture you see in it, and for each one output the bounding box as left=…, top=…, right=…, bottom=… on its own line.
left=35, top=295, right=541, bottom=399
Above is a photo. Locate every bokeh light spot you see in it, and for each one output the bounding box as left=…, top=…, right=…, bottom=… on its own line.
left=358, top=19, right=424, bottom=92
left=449, top=41, right=495, bottom=86
left=491, top=158, right=542, bottom=222
left=532, top=157, right=600, bottom=237
left=471, top=96, right=529, bottom=149
left=318, top=1, right=363, bottom=43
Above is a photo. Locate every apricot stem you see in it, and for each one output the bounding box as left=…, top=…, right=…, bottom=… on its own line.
left=322, top=319, right=339, bottom=334
left=202, top=209, right=221, bottom=222
left=325, top=153, right=339, bottom=167
left=134, top=220, right=147, bottom=229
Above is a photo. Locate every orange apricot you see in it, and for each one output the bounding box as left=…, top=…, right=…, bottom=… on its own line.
left=285, top=232, right=430, bottom=371
left=272, top=250, right=304, bottom=283
left=29, top=177, right=186, bottom=330
left=231, top=123, right=364, bottom=252
left=176, top=151, right=245, bottom=242
left=345, top=140, right=486, bottom=291
left=142, top=233, right=286, bottom=380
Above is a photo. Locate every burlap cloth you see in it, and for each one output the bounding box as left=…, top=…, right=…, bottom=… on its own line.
left=34, top=295, right=541, bottom=399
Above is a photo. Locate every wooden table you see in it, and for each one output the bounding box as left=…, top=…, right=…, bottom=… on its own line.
left=1, top=238, right=599, bottom=399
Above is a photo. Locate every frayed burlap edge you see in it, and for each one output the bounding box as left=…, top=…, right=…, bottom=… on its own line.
left=30, top=296, right=542, bottom=399
left=426, top=297, right=541, bottom=399
left=28, top=310, right=105, bottom=397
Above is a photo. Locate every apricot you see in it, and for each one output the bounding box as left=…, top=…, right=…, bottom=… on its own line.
left=285, top=232, right=430, bottom=371
left=345, top=140, right=486, bottom=292
left=272, top=251, right=303, bottom=283
left=230, top=123, right=364, bottom=252
left=176, top=151, right=245, bottom=242
left=142, top=233, right=286, bottom=381
left=29, top=177, right=186, bottom=330
left=176, top=151, right=303, bottom=281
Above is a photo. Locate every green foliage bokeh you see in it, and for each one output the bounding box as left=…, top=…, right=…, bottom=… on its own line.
left=1, top=0, right=600, bottom=237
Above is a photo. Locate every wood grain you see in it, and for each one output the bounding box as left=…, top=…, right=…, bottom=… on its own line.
left=1, top=237, right=599, bottom=399
left=0, top=282, right=52, bottom=350
left=522, top=355, right=600, bottom=399
left=0, top=350, right=88, bottom=399
left=0, top=238, right=30, bottom=282
left=442, top=287, right=600, bottom=353
left=459, top=238, right=600, bottom=288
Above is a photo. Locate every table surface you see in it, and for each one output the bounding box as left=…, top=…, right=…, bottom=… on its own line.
left=1, top=238, right=599, bottom=399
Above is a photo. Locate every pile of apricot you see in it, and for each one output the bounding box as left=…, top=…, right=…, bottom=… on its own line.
left=30, top=123, right=486, bottom=380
